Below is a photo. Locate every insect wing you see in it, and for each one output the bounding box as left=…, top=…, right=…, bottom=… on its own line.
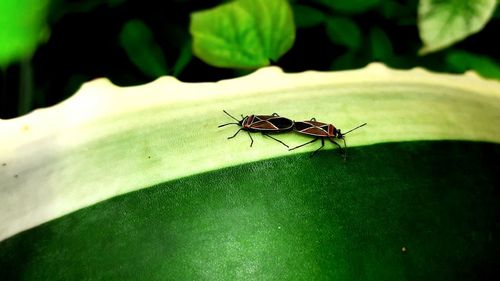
left=249, top=115, right=293, bottom=131
left=294, top=121, right=329, bottom=137
left=267, top=116, right=293, bottom=131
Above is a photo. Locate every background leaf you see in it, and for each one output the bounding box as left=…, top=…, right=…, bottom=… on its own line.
left=311, top=0, right=382, bottom=14
left=292, top=4, right=326, bottom=28
left=325, top=16, right=362, bottom=49
left=446, top=50, right=500, bottom=79
left=418, top=0, right=497, bottom=54
left=0, top=0, right=50, bottom=66
left=119, top=19, right=169, bottom=78
left=189, top=0, right=295, bottom=68
left=369, top=26, right=394, bottom=61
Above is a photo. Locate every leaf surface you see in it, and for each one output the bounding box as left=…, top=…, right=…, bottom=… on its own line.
left=1, top=64, right=500, bottom=242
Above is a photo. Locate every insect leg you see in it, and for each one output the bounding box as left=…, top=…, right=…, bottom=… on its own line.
left=310, top=138, right=325, bottom=157
left=247, top=131, right=254, bottom=147
left=263, top=133, right=289, bottom=148
left=289, top=137, right=319, bottom=151
left=228, top=128, right=242, bottom=139
left=330, top=138, right=346, bottom=161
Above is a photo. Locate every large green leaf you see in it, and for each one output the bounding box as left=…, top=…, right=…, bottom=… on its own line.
left=418, top=0, right=497, bottom=54
left=190, top=0, right=295, bottom=68
left=1, top=141, right=497, bottom=279
left=0, top=0, right=50, bottom=66
left=1, top=64, right=499, bottom=243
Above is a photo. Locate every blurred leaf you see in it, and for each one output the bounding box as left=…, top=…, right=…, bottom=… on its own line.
left=107, top=0, right=126, bottom=7
left=190, top=0, right=295, bottom=68
left=369, top=27, right=393, bottom=61
left=330, top=51, right=366, bottom=70
left=172, top=40, right=193, bottom=77
left=379, top=0, right=418, bottom=24
left=292, top=4, right=325, bottom=28
left=311, top=0, right=382, bottom=14
left=50, top=0, right=126, bottom=22
left=0, top=0, right=50, bottom=67
left=325, top=16, right=362, bottom=49
left=418, top=0, right=497, bottom=55
left=446, top=50, right=500, bottom=79
left=119, top=19, right=168, bottom=78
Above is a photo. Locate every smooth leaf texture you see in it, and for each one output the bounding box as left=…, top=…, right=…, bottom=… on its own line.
left=119, top=19, right=169, bottom=78
left=1, top=141, right=498, bottom=279
left=0, top=0, right=50, bottom=66
left=190, top=0, right=295, bottom=68
left=1, top=64, right=500, bottom=242
left=418, top=0, right=497, bottom=54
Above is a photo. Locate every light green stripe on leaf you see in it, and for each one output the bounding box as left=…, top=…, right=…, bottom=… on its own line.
left=1, top=64, right=500, bottom=241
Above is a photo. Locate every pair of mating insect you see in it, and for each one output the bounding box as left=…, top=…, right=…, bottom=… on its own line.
left=218, top=110, right=367, bottom=159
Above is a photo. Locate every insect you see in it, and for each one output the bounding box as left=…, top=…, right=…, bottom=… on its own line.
left=218, top=110, right=293, bottom=148
left=289, top=118, right=367, bottom=159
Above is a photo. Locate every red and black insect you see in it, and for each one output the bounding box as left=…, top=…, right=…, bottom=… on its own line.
left=289, top=118, right=367, bottom=159
left=218, top=110, right=293, bottom=147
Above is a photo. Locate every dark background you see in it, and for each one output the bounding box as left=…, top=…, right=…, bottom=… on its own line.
left=1, top=0, right=499, bottom=119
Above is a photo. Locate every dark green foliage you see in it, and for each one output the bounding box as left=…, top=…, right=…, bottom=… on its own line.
left=0, top=0, right=499, bottom=118
left=1, top=141, right=498, bottom=280
left=120, top=19, right=168, bottom=78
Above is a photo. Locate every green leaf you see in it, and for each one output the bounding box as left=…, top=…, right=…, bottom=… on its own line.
left=172, top=40, right=193, bottom=77
left=418, top=0, right=497, bottom=55
left=446, top=50, right=500, bottom=79
left=292, top=4, right=325, bottom=28
left=369, top=26, right=393, bottom=60
left=1, top=141, right=498, bottom=279
left=311, top=0, right=382, bottom=14
left=330, top=51, right=366, bottom=70
left=119, top=19, right=169, bottom=78
left=190, top=0, right=295, bottom=68
left=325, top=16, right=362, bottom=49
left=0, top=0, right=50, bottom=66
left=1, top=64, right=500, bottom=242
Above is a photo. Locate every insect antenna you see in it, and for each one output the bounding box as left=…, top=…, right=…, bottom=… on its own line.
left=339, top=123, right=366, bottom=161
left=342, top=123, right=367, bottom=135
left=222, top=110, right=241, bottom=122
left=218, top=122, right=239, bottom=128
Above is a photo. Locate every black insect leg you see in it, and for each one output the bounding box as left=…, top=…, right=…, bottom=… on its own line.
left=289, top=137, right=319, bottom=151
left=247, top=131, right=254, bottom=147
left=310, top=138, right=325, bottom=157
left=263, top=133, right=289, bottom=148
left=228, top=128, right=242, bottom=139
